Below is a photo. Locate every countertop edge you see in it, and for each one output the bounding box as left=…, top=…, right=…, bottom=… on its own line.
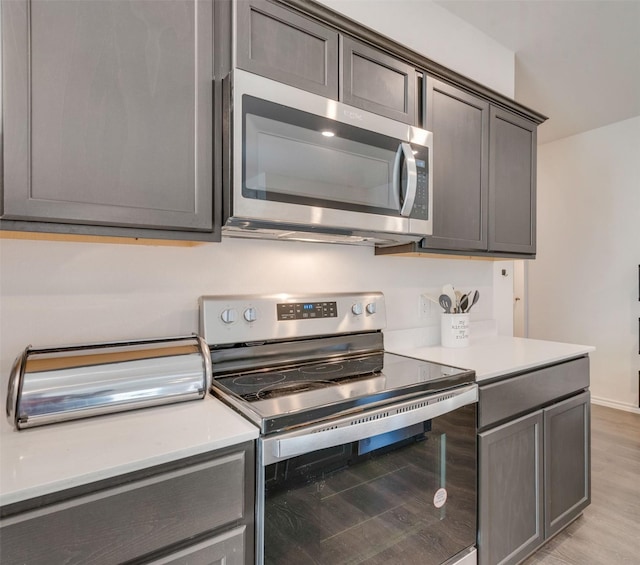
left=0, top=396, right=259, bottom=507
left=385, top=334, right=595, bottom=382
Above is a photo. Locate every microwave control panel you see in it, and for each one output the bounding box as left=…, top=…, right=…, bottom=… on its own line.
left=411, top=147, right=429, bottom=220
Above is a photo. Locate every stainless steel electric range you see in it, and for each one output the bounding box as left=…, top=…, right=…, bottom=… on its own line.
left=200, top=292, right=478, bottom=565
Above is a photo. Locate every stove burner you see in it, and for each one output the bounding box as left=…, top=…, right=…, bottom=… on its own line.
left=354, top=358, right=384, bottom=371
left=233, top=373, right=287, bottom=387
left=256, top=380, right=333, bottom=400
left=300, top=363, right=344, bottom=375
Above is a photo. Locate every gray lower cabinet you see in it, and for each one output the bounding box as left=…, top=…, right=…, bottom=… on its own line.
left=150, top=526, right=246, bottom=565
left=0, top=442, right=255, bottom=565
left=544, top=392, right=591, bottom=538
left=479, top=411, right=544, bottom=565
left=477, top=358, right=591, bottom=565
left=1, top=0, right=215, bottom=240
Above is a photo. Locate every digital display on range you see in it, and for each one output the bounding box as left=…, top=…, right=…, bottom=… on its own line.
left=277, top=301, right=337, bottom=321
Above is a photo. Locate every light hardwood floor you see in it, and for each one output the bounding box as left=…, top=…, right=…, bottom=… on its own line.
left=522, top=404, right=640, bottom=565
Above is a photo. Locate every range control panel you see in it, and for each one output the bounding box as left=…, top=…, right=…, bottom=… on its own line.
left=200, top=292, right=386, bottom=346
left=277, top=301, right=337, bottom=321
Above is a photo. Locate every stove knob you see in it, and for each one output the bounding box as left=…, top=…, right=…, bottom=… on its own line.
left=220, top=308, right=238, bottom=324
left=366, top=302, right=377, bottom=315
left=351, top=302, right=363, bottom=316
left=243, top=307, right=257, bottom=323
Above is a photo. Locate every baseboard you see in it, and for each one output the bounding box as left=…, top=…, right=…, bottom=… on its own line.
left=591, top=395, right=640, bottom=415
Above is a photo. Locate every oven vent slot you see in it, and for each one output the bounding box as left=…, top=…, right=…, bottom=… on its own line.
left=396, top=400, right=428, bottom=414
left=394, top=392, right=456, bottom=415
left=350, top=411, right=391, bottom=425
left=313, top=424, right=340, bottom=434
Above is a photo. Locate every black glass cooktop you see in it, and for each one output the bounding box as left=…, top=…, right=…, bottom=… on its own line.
left=215, top=353, right=384, bottom=402
left=211, top=352, right=475, bottom=434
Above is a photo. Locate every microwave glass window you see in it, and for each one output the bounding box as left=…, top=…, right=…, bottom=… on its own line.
left=243, top=96, right=405, bottom=216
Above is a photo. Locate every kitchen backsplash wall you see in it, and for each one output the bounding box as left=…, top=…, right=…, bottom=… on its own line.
left=0, top=237, right=500, bottom=391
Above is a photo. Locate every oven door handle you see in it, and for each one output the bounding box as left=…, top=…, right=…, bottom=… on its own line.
left=264, top=384, right=477, bottom=464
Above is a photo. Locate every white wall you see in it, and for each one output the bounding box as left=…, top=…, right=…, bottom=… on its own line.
left=0, top=238, right=496, bottom=388
left=529, top=116, right=640, bottom=411
left=0, top=1, right=515, bottom=391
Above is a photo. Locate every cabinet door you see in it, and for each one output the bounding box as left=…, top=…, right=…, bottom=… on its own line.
left=236, top=0, right=338, bottom=99
left=488, top=107, right=537, bottom=254
left=422, top=77, right=489, bottom=251
left=151, top=526, right=246, bottom=565
left=544, top=391, right=591, bottom=538
left=2, top=0, right=213, bottom=233
left=478, top=411, right=544, bottom=565
left=341, top=36, right=416, bottom=124
left=0, top=451, right=247, bottom=565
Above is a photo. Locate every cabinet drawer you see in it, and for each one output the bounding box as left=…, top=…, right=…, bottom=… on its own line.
left=479, top=357, right=589, bottom=430
left=0, top=451, right=246, bottom=565
left=151, top=525, right=245, bottom=565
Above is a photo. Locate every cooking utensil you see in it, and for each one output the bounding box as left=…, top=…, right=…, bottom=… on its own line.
left=459, top=293, right=469, bottom=313
left=442, top=284, right=457, bottom=313
left=466, top=290, right=480, bottom=312
left=438, top=294, right=452, bottom=314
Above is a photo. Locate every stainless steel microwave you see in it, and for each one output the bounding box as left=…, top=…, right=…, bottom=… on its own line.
left=223, top=69, right=433, bottom=246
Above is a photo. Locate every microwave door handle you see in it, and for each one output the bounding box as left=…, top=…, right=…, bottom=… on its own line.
left=268, top=384, right=478, bottom=462
left=397, top=142, right=418, bottom=217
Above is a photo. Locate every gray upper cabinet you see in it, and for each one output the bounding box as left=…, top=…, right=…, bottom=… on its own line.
left=235, top=2, right=416, bottom=123
left=341, top=36, right=417, bottom=124
left=488, top=107, right=537, bottom=254
left=235, top=0, right=339, bottom=99
left=422, top=77, right=489, bottom=251
left=420, top=78, right=537, bottom=257
left=1, top=0, right=214, bottom=237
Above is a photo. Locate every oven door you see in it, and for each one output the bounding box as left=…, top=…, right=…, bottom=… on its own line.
left=230, top=69, right=433, bottom=239
left=257, top=384, right=477, bottom=565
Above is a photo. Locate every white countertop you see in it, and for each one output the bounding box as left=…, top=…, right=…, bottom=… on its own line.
left=1, top=332, right=594, bottom=507
left=385, top=332, right=595, bottom=382
left=0, top=396, right=259, bottom=507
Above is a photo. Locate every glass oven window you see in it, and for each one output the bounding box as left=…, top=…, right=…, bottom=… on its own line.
left=243, top=96, right=402, bottom=216
left=263, top=404, right=477, bottom=565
